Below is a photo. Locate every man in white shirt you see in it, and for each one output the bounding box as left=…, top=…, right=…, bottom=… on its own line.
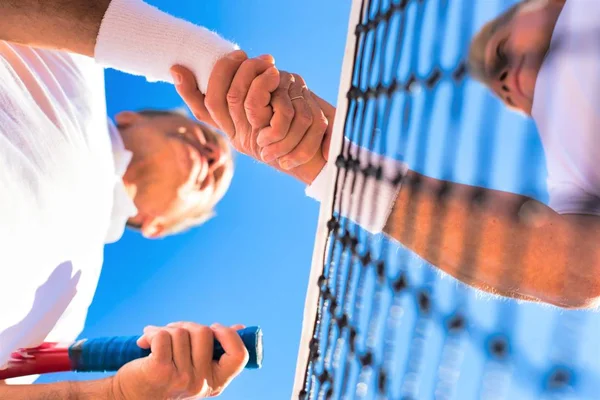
left=172, top=0, right=600, bottom=312
left=0, top=0, right=327, bottom=398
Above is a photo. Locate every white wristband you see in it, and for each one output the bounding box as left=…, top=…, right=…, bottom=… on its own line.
left=95, top=0, right=239, bottom=93
left=306, top=141, right=408, bottom=234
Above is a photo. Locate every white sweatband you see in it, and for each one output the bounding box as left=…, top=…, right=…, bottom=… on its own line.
left=95, top=0, right=239, bottom=93
left=306, top=141, right=408, bottom=234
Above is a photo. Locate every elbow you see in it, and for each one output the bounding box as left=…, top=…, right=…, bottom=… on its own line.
left=553, top=297, right=600, bottom=310
left=542, top=287, right=600, bottom=310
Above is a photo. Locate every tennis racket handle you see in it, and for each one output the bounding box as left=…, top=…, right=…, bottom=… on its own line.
left=69, top=326, right=263, bottom=372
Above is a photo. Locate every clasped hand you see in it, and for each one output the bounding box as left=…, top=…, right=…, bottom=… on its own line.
left=171, top=50, right=334, bottom=184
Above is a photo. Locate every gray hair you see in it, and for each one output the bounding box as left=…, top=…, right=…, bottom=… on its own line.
left=468, top=0, right=535, bottom=84
left=160, top=125, right=234, bottom=237
left=136, top=108, right=235, bottom=238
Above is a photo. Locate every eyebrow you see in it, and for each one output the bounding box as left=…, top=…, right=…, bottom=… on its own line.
left=484, top=12, right=513, bottom=80
left=172, top=124, right=229, bottom=188
left=484, top=34, right=498, bottom=80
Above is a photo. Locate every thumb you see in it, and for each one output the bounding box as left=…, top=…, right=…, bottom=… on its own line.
left=170, top=65, right=216, bottom=127
left=136, top=325, right=160, bottom=349
left=211, top=325, right=248, bottom=387
left=256, top=54, right=275, bottom=64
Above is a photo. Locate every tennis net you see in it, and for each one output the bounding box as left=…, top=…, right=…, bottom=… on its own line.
left=292, top=0, right=600, bottom=399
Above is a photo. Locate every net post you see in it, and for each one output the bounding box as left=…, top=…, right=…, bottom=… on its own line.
left=290, top=0, right=365, bottom=398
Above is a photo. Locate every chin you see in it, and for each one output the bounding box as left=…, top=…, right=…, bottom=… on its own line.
left=507, top=103, right=531, bottom=117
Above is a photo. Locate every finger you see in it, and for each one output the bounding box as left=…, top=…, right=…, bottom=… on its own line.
left=311, top=91, right=336, bottom=160
left=230, top=324, right=246, bottom=331
left=166, top=322, right=215, bottom=372
left=170, top=65, right=216, bottom=127
left=136, top=325, right=160, bottom=348
left=165, top=326, right=192, bottom=373
left=186, top=324, right=216, bottom=374
left=261, top=82, right=313, bottom=164
left=278, top=87, right=329, bottom=170
left=244, top=67, right=279, bottom=129
left=256, top=72, right=295, bottom=148
left=226, top=56, right=276, bottom=140
left=204, top=50, right=249, bottom=135
left=210, top=324, right=249, bottom=387
left=146, top=328, right=173, bottom=365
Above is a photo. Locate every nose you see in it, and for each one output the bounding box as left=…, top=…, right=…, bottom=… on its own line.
left=495, top=70, right=514, bottom=106
left=192, top=124, right=226, bottom=172
left=498, top=70, right=509, bottom=90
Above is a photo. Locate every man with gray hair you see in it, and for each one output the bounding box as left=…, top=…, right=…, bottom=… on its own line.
left=0, top=0, right=329, bottom=398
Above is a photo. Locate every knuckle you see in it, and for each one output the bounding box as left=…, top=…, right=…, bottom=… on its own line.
left=226, top=88, right=244, bottom=105
left=298, top=109, right=313, bottom=125
left=279, top=72, right=294, bottom=88
left=231, top=350, right=250, bottom=372
left=270, top=128, right=287, bottom=142
left=316, top=116, right=329, bottom=132
left=244, top=94, right=262, bottom=110
left=291, top=73, right=306, bottom=87
left=279, top=104, right=295, bottom=120
left=244, top=107, right=259, bottom=122
left=293, top=149, right=312, bottom=164
left=248, top=58, right=263, bottom=69
left=156, top=329, right=170, bottom=339
left=243, top=58, right=268, bottom=74
left=194, top=325, right=213, bottom=338
left=204, top=96, right=218, bottom=114
left=171, top=327, right=188, bottom=337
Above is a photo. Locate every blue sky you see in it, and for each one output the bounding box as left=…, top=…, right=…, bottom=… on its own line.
left=37, top=0, right=600, bottom=399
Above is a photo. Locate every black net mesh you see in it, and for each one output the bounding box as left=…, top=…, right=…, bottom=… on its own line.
left=296, top=0, right=599, bottom=399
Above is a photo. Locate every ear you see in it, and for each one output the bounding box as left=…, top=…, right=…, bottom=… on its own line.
left=115, top=111, right=144, bottom=129
left=141, top=219, right=166, bottom=239
left=521, top=0, right=550, bottom=13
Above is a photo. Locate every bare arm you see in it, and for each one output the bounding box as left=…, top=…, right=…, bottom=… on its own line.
left=171, top=63, right=600, bottom=309
left=0, top=0, right=111, bottom=56
left=302, top=94, right=600, bottom=308
left=384, top=171, right=600, bottom=309
left=0, top=377, right=115, bottom=399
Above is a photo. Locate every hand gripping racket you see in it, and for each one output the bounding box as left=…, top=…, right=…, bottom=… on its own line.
left=0, top=326, right=263, bottom=380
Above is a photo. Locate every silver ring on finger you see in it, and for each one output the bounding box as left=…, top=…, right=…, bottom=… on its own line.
left=290, top=96, right=305, bottom=101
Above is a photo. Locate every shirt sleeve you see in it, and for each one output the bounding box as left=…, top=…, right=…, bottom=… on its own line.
left=305, top=140, right=407, bottom=234
left=547, top=181, right=600, bottom=216
left=95, top=0, right=239, bottom=93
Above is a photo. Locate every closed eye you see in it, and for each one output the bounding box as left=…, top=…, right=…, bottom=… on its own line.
left=492, top=38, right=509, bottom=77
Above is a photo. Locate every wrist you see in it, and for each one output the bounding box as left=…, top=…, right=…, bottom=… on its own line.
left=108, top=376, right=124, bottom=400
left=67, top=377, right=117, bottom=400
left=305, top=140, right=408, bottom=234
left=95, top=0, right=238, bottom=93
left=287, top=156, right=328, bottom=185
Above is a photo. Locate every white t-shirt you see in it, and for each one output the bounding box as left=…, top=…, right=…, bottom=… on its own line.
left=0, top=42, right=136, bottom=383
left=532, top=0, right=600, bottom=215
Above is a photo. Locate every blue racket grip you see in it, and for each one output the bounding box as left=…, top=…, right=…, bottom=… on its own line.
left=69, top=326, right=263, bottom=372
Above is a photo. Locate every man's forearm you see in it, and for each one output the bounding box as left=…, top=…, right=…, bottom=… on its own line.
left=384, top=170, right=600, bottom=308
left=0, top=376, right=115, bottom=399
left=0, top=0, right=110, bottom=56
left=297, top=95, right=600, bottom=307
